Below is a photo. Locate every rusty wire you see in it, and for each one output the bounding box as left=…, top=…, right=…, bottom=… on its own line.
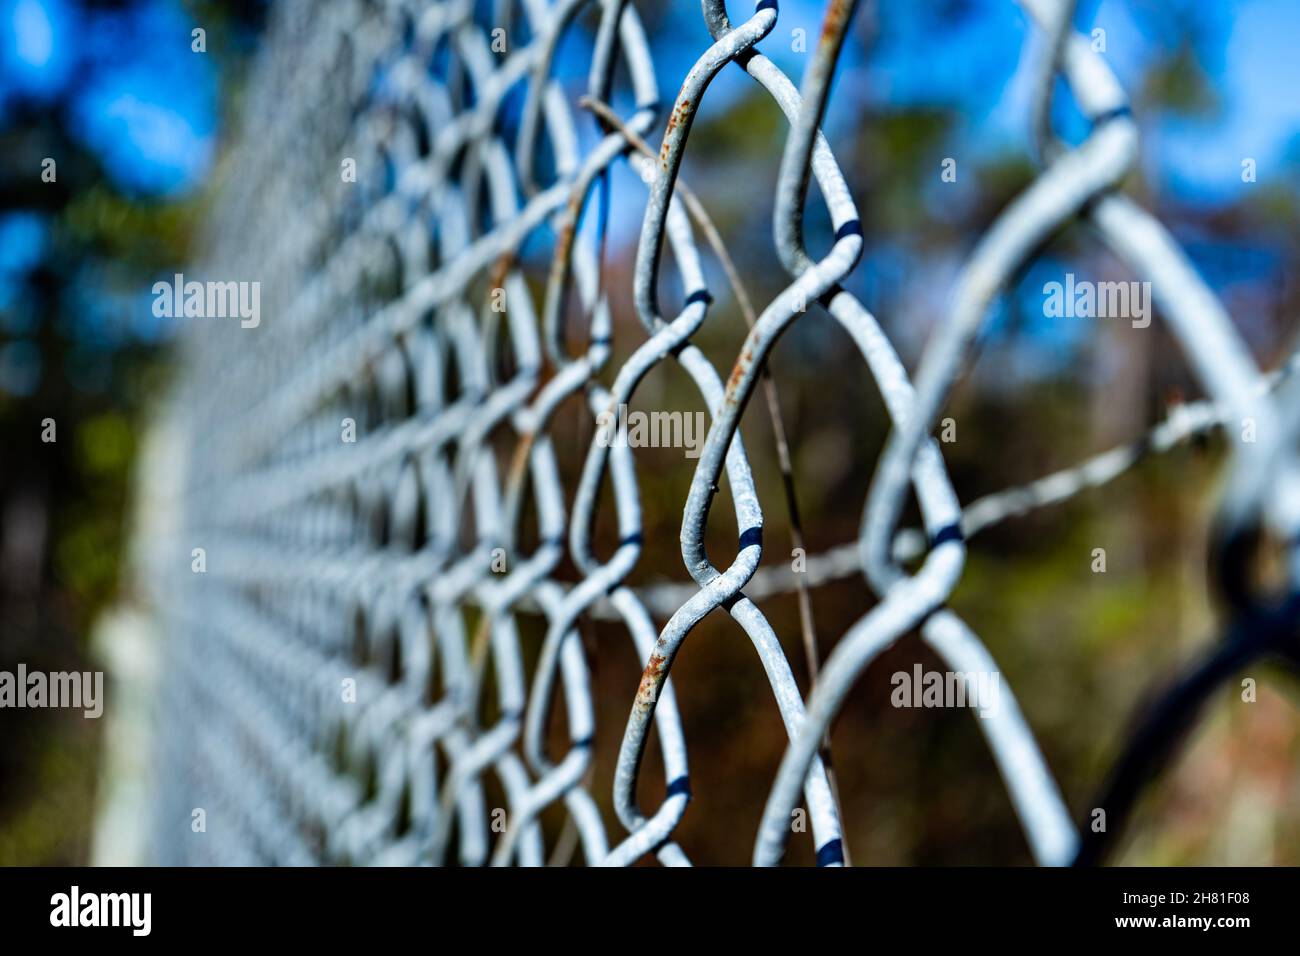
left=141, top=0, right=1299, bottom=867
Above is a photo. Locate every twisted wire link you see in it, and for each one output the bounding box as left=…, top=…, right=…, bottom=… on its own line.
left=141, top=0, right=1299, bottom=867
left=752, top=0, right=1294, bottom=865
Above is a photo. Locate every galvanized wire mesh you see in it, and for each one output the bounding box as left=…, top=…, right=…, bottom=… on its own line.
left=142, top=0, right=1300, bottom=866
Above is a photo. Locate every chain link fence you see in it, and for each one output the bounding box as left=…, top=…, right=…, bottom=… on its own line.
left=133, top=0, right=1300, bottom=866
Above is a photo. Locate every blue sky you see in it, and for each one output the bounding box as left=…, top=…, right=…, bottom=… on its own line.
left=0, top=0, right=216, bottom=195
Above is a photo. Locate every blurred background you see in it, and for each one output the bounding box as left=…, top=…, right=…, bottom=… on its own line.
left=3, top=0, right=1300, bottom=865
